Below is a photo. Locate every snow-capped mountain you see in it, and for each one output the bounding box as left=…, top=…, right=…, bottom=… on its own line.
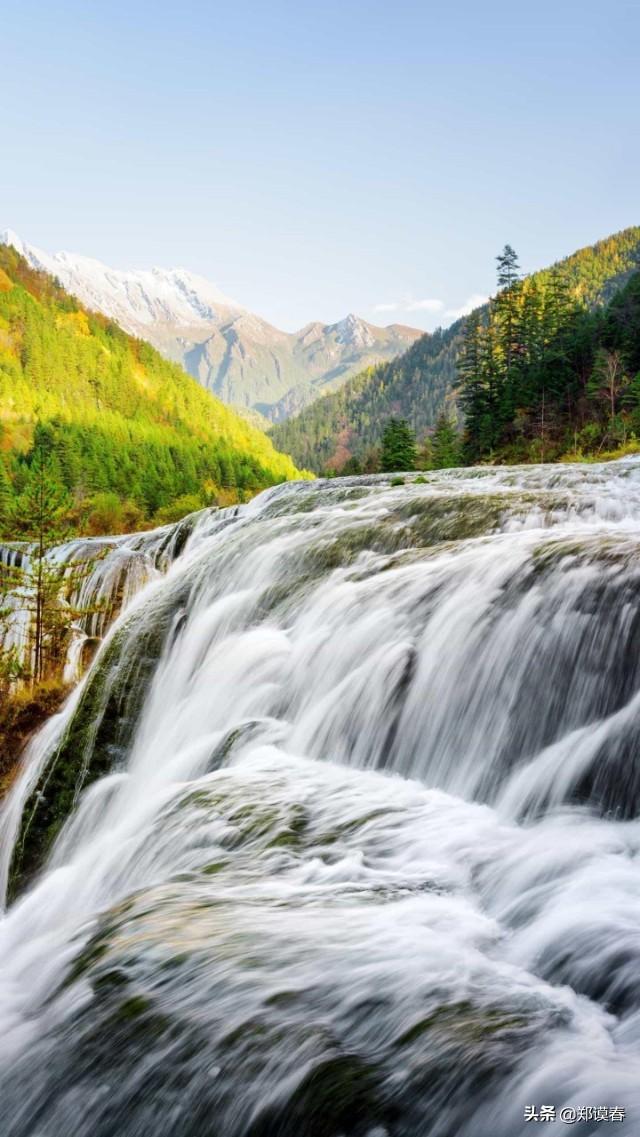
left=0, top=229, right=242, bottom=329
left=0, top=230, right=422, bottom=421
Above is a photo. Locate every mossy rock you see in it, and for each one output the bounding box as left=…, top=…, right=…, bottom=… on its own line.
left=8, top=576, right=192, bottom=901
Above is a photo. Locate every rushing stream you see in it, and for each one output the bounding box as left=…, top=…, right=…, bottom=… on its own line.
left=2, top=461, right=640, bottom=1135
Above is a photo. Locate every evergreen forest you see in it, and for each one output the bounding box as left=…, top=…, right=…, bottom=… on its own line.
left=270, top=227, right=640, bottom=473
left=0, top=245, right=304, bottom=539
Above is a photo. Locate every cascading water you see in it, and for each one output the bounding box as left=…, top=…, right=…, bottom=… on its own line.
left=1, top=461, right=640, bottom=1135
left=0, top=503, right=231, bottom=681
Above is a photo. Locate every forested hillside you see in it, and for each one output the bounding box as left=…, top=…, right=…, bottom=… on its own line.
left=0, top=246, right=304, bottom=535
left=1, top=231, right=421, bottom=424
left=270, top=329, right=462, bottom=472
left=460, top=251, right=640, bottom=462
left=271, top=227, right=640, bottom=472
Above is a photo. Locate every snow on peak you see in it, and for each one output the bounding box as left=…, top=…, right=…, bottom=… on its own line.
left=331, top=313, right=374, bottom=348
left=0, top=229, right=422, bottom=420
left=0, top=229, right=25, bottom=252
left=0, top=229, right=244, bottom=332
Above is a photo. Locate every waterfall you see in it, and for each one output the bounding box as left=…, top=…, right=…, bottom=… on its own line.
left=1, top=461, right=639, bottom=1135
left=0, top=505, right=232, bottom=681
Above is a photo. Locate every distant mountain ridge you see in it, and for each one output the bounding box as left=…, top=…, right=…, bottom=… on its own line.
left=0, top=241, right=304, bottom=532
left=0, top=231, right=421, bottom=422
left=270, top=226, right=640, bottom=471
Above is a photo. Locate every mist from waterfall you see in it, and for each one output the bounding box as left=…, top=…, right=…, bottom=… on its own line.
left=1, top=461, right=640, bottom=1135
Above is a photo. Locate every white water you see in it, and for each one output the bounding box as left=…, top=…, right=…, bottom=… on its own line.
left=1, top=461, right=640, bottom=1135
left=0, top=506, right=225, bottom=681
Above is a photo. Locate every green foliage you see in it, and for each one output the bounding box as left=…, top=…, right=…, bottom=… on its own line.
left=6, top=445, right=99, bottom=683
left=0, top=629, right=23, bottom=701
left=0, top=458, right=12, bottom=527
left=270, top=226, right=640, bottom=473
left=83, top=492, right=127, bottom=537
left=271, top=330, right=461, bottom=473
left=459, top=239, right=640, bottom=462
left=0, top=681, right=68, bottom=797
left=0, top=246, right=305, bottom=536
left=430, top=413, right=462, bottom=469
left=380, top=418, right=417, bottom=472
left=339, top=456, right=363, bottom=476
left=13, top=442, right=70, bottom=542
left=152, top=493, right=206, bottom=527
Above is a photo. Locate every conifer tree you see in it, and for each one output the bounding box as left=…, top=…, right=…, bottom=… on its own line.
left=0, top=461, right=12, bottom=534
left=12, top=447, right=70, bottom=682
left=341, top=456, right=362, bottom=475
left=496, top=245, right=521, bottom=292
left=458, top=311, right=488, bottom=459
left=431, top=414, right=461, bottom=469
left=495, top=245, right=522, bottom=423
left=380, top=418, right=417, bottom=472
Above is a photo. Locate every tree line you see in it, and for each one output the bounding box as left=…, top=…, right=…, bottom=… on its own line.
left=334, top=413, right=461, bottom=476
left=0, top=441, right=98, bottom=700
left=320, top=239, right=640, bottom=478
left=269, top=228, right=640, bottom=473
left=458, top=246, right=640, bottom=462
left=0, top=243, right=303, bottom=542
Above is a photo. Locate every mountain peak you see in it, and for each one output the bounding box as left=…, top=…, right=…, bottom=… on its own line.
left=0, top=232, right=244, bottom=330
left=331, top=312, right=374, bottom=348
left=1, top=229, right=422, bottom=421
left=0, top=229, right=27, bottom=255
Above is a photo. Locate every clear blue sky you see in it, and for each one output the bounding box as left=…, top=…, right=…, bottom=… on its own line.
left=2, top=0, right=638, bottom=332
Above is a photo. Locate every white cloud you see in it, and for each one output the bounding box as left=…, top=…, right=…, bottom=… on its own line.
left=406, top=298, right=445, bottom=313
left=443, top=293, right=488, bottom=322
left=372, top=292, right=487, bottom=326
left=373, top=295, right=445, bottom=317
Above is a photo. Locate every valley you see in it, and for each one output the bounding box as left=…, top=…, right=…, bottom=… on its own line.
left=0, top=231, right=422, bottom=422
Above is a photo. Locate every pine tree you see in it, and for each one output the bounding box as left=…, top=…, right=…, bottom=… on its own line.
left=456, top=241, right=640, bottom=462
left=545, top=267, right=574, bottom=339
left=458, top=253, right=503, bottom=457
left=0, top=460, right=12, bottom=534
left=496, top=244, right=521, bottom=292
left=341, top=456, right=362, bottom=475
left=494, top=245, right=522, bottom=424
left=458, top=311, right=488, bottom=459
left=380, top=418, right=417, bottom=472
left=11, top=445, right=71, bottom=682
left=431, top=414, right=461, bottom=469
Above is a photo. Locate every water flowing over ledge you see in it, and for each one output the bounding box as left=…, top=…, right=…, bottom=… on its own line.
left=1, top=460, right=640, bottom=1135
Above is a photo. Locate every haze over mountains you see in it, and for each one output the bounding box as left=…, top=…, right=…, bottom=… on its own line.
left=0, top=231, right=421, bottom=423
left=0, top=240, right=304, bottom=537
left=271, top=226, right=640, bottom=471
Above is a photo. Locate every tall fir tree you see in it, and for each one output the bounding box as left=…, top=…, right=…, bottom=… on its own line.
left=380, top=418, right=417, bottom=472
left=0, top=460, right=12, bottom=533
left=458, top=311, right=488, bottom=460
left=431, top=414, right=461, bottom=469
left=11, top=444, right=73, bottom=683
left=495, top=245, right=522, bottom=427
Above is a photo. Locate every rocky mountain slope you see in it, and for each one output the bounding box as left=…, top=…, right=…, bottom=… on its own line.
left=0, top=231, right=421, bottom=421
left=270, top=226, right=640, bottom=471
left=0, top=243, right=304, bottom=530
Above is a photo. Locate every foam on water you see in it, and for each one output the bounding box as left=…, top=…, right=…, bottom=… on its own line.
left=1, top=460, right=640, bottom=1134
